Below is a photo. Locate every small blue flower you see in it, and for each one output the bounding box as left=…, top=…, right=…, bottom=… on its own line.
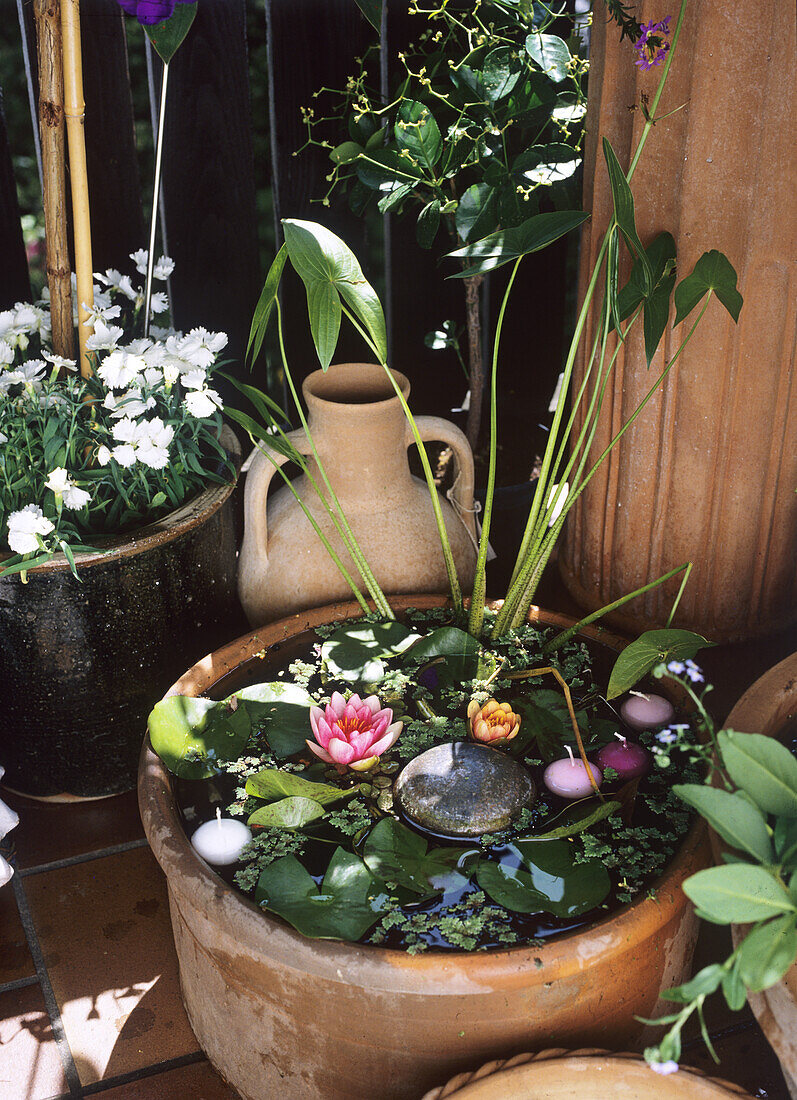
left=666, top=660, right=685, bottom=675
left=656, top=728, right=677, bottom=744
left=684, top=659, right=705, bottom=684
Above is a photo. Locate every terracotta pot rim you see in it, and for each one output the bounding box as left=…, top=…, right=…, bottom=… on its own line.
left=0, top=426, right=241, bottom=576
left=139, top=596, right=705, bottom=980
left=302, top=362, right=411, bottom=409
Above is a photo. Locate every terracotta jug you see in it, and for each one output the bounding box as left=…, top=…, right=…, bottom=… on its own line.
left=238, top=363, right=477, bottom=625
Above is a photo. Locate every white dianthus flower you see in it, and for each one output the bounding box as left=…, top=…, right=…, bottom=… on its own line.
left=86, top=320, right=124, bottom=351
left=45, top=467, right=71, bottom=493
left=7, top=504, right=54, bottom=555
left=183, top=387, right=222, bottom=419
left=62, top=484, right=90, bottom=510
left=97, top=445, right=112, bottom=466
left=111, top=444, right=137, bottom=468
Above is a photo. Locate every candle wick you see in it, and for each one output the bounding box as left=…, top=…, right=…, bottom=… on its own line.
left=566, top=745, right=575, bottom=765
left=215, top=807, right=222, bottom=828
left=614, top=733, right=628, bottom=746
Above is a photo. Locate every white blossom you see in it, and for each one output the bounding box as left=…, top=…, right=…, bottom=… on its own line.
left=180, top=367, right=207, bottom=390
left=45, top=467, right=71, bottom=493
left=97, top=445, right=112, bottom=466
left=130, top=249, right=149, bottom=275
left=111, top=444, right=137, bottom=467
left=650, top=1061, right=679, bottom=1076
left=114, top=387, right=156, bottom=418
left=7, top=504, right=54, bottom=555
left=86, top=319, right=124, bottom=351
left=82, top=300, right=122, bottom=327
left=142, top=367, right=163, bottom=388
left=43, top=352, right=77, bottom=372
left=97, top=349, right=143, bottom=389
left=112, top=416, right=140, bottom=444
left=183, top=387, right=222, bottom=419
left=0, top=341, right=14, bottom=366
left=154, top=255, right=174, bottom=280
left=62, top=484, right=90, bottom=510
left=116, top=274, right=140, bottom=304
left=94, top=268, right=124, bottom=289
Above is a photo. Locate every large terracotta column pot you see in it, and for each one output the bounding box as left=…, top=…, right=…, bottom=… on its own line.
left=237, top=362, right=477, bottom=625
left=560, top=2, right=797, bottom=642
left=139, top=597, right=709, bottom=1100
left=720, top=653, right=797, bottom=1096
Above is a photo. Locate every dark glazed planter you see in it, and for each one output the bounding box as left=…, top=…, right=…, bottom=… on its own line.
left=0, top=431, right=243, bottom=799
left=139, top=596, right=709, bottom=1100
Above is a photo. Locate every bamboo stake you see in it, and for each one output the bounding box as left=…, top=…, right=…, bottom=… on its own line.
left=33, top=0, right=74, bottom=361
left=60, top=0, right=94, bottom=377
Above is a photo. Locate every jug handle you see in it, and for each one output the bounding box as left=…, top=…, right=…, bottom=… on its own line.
left=408, top=417, right=477, bottom=541
left=241, top=429, right=313, bottom=572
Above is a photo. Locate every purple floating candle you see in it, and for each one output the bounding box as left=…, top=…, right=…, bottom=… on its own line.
left=620, top=692, right=675, bottom=732
left=543, top=746, right=603, bottom=799
left=595, top=733, right=652, bottom=781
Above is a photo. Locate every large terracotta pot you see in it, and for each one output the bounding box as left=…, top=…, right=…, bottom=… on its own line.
left=719, top=653, right=797, bottom=1097
left=0, top=431, right=242, bottom=800
left=559, top=2, right=797, bottom=642
left=139, top=596, right=709, bottom=1100
left=238, top=363, right=477, bottom=625
left=423, top=1048, right=752, bottom=1099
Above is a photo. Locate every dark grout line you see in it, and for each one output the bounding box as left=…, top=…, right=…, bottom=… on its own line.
left=79, top=1050, right=208, bottom=1095
left=19, top=837, right=149, bottom=877
left=11, top=872, right=83, bottom=1097
left=0, top=972, right=40, bottom=994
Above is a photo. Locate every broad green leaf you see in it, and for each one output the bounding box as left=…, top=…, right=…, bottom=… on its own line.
left=447, top=209, right=589, bottom=277
left=282, top=219, right=387, bottom=367
left=482, top=46, right=522, bottom=101
left=775, top=817, right=797, bottom=872
left=321, top=621, right=419, bottom=682
left=247, top=796, right=326, bottom=829
left=606, top=628, right=712, bottom=700
left=401, top=627, right=482, bottom=688
left=674, top=250, right=742, bottom=326
left=145, top=3, right=196, bottom=64
left=352, top=0, right=382, bottom=32
left=512, top=143, right=581, bottom=186
left=230, top=682, right=314, bottom=757
left=363, top=818, right=474, bottom=896
left=661, top=963, right=725, bottom=1003
left=330, top=141, right=363, bottom=165
left=247, top=244, right=287, bottom=364
left=602, top=138, right=653, bottom=293
left=377, top=181, right=413, bottom=214
left=416, top=198, right=441, bottom=249
left=245, top=768, right=355, bottom=807
left=738, top=915, right=797, bottom=992
left=517, top=798, right=621, bottom=842
left=719, top=730, right=797, bottom=818
left=722, top=955, right=747, bottom=1010
left=148, top=695, right=251, bottom=780
left=255, top=848, right=383, bottom=940
left=455, top=183, right=499, bottom=245
left=478, top=839, right=610, bottom=917
left=683, top=864, right=797, bottom=924
left=525, top=32, right=571, bottom=83
left=673, top=784, right=774, bottom=863
left=394, top=100, right=442, bottom=170
left=614, top=232, right=678, bottom=365
left=355, top=149, right=425, bottom=189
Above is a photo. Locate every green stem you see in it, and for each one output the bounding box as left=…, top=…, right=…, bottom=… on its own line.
left=468, top=257, right=521, bottom=638
left=666, top=561, right=693, bottom=626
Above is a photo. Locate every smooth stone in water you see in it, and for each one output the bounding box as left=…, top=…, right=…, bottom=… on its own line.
left=394, top=741, right=535, bottom=839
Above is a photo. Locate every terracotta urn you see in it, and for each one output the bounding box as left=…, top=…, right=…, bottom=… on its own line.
left=422, top=1048, right=753, bottom=1099
left=139, top=596, right=709, bottom=1100
left=237, top=363, right=477, bottom=625
left=0, top=430, right=242, bottom=800
left=718, top=653, right=797, bottom=1097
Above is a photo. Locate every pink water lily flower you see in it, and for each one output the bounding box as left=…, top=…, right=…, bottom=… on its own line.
left=307, top=692, right=402, bottom=772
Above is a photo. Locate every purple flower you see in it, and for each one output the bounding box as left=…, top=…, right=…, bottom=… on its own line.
left=634, top=16, right=672, bottom=70
left=116, top=0, right=195, bottom=27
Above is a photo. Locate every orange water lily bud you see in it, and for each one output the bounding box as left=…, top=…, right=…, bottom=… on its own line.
left=467, top=698, right=521, bottom=745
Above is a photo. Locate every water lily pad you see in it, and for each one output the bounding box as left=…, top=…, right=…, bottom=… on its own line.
left=255, top=847, right=384, bottom=940
left=402, top=627, right=482, bottom=683
left=229, top=682, right=315, bottom=758
left=362, top=817, right=475, bottom=897
left=148, top=696, right=251, bottom=779
left=477, top=839, right=610, bottom=917
left=321, top=621, right=420, bottom=683
left=245, top=768, right=356, bottom=807
left=248, top=797, right=326, bottom=829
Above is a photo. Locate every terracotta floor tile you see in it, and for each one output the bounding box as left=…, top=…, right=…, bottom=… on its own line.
left=24, top=846, right=198, bottom=1086
left=0, top=886, right=35, bottom=984
left=0, top=983, right=69, bottom=1100
left=97, top=1058, right=241, bottom=1098
left=4, top=789, right=144, bottom=871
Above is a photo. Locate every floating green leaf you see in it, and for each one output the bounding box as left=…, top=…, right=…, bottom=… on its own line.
left=478, top=839, right=610, bottom=917
left=737, top=915, right=797, bottom=993
left=674, top=250, right=743, bottom=326
left=674, top=784, right=774, bottom=863
left=231, top=682, right=314, bottom=758
left=517, top=798, right=621, bottom=842
left=245, top=768, right=355, bottom=807
left=606, top=628, right=712, bottom=700
left=321, top=621, right=419, bottom=682
left=362, top=818, right=475, bottom=897
left=248, top=797, right=326, bottom=829
left=255, top=848, right=383, bottom=940
left=447, top=209, right=589, bottom=277
left=525, top=32, right=571, bottom=83
left=719, top=730, right=797, bottom=818
left=683, top=864, right=797, bottom=924
left=147, top=695, right=251, bottom=780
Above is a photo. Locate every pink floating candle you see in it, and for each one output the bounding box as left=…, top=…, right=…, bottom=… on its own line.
left=543, top=746, right=603, bottom=799
left=595, top=733, right=652, bottom=781
left=620, top=692, right=675, bottom=732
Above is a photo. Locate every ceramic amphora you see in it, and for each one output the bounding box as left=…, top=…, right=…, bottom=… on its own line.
left=238, top=362, right=477, bottom=625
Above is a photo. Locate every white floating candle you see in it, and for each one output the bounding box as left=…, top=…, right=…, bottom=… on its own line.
left=620, top=692, right=675, bottom=732
left=191, top=808, right=252, bottom=867
left=543, top=746, right=603, bottom=799
left=595, top=733, right=652, bottom=781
